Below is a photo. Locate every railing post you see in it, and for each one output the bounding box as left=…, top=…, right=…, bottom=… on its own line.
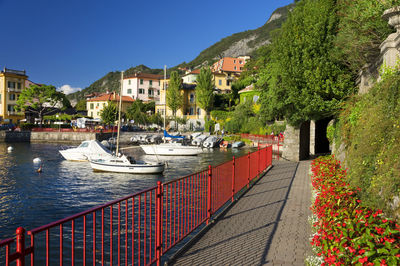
left=247, top=152, right=250, bottom=188
left=257, top=145, right=260, bottom=177
left=277, top=138, right=280, bottom=160
left=207, top=165, right=212, bottom=225
left=156, top=181, right=163, bottom=266
left=16, top=227, right=25, bottom=266
left=231, top=157, right=235, bottom=202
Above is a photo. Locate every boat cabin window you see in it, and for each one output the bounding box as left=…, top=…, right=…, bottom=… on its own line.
left=127, top=156, right=135, bottom=164
left=78, top=142, right=89, bottom=148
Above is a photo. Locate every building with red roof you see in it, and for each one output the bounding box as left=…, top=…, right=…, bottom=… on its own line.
left=86, top=92, right=134, bottom=119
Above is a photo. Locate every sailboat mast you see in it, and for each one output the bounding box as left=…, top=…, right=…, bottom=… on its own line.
left=116, top=71, right=123, bottom=155
left=163, top=65, right=166, bottom=131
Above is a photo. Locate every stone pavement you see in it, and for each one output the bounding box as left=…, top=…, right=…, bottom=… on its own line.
left=170, top=160, right=312, bottom=265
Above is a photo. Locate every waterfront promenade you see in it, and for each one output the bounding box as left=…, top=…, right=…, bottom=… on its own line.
left=170, top=159, right=312, bottom=265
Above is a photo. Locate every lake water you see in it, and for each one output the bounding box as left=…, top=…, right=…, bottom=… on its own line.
left=0, top=142, right=253, bottom=240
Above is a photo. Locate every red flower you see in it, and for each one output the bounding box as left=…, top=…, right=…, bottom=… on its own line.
left=359, top=249, right=365, bottom=255
left=375, top=227, right=385, bottom=235
left=359, top=257, right=368, bottom=263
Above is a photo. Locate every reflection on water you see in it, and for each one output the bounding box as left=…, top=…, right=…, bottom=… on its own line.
left=0, top=142, right=253, bottom=240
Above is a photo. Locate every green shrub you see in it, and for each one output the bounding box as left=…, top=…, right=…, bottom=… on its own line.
left=20, top=123, right=35, bottom=131
left=210, top=110, right=229, bottom=121
left=204, top=119, right=215, bottom=133
left=335, top=71, right=400, bottom=216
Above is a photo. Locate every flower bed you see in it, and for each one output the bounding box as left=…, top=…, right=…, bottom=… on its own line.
left=310, top=156, right=400, bottom=265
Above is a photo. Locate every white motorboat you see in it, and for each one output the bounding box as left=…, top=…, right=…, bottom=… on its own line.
left=146, top=134, right=162, bottom=143
left=90, top=154, right=165, bottom=174
left=232, top=141, right=245, bottom=148
left=203, top=136, right=221, bottom=148
left=191, top=132, right=202, bottom=139
left=191, top=134, right=208, bottom=146
left=59, top=140, right=112, bottom=161
left=89, top=71, right=165, bottom=174
left=140, top=142, right=203, bottom=156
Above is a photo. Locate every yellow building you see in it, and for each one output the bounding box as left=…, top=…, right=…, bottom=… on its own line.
left=213, top=71, right=240, bottom=93
left=155, top=80, right=206, bottom=122
left=0, top=68, right=28, bottom=124
left=86, top=92, right=135, bottom=120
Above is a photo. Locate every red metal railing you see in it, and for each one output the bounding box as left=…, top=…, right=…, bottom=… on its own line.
left=0, top=146, right=272, bottom=266
left=31, top=128, right=116, bottom=133
left=241, top=133, right=283, bottom=160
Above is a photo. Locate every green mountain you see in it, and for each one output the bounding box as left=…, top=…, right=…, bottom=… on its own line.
left=67, top=3, right=293, bottom=102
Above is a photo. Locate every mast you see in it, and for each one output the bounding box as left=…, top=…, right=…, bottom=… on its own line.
left=163, top=65, right=166, bottom=131
left=116, top=71, right=123, bottom=155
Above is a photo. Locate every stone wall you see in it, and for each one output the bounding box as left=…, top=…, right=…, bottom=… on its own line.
left=0, top=131, right=31, bottom=142
left=282, top=122, right=310, bottom=161
left=358, top=6, right=400, bottom=94
left=0, top=131, right=145, bottom=145
left=0, top=131, right=113, bottom=144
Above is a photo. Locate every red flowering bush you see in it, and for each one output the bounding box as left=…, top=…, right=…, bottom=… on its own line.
left=310, top=156, right=400, bottom=265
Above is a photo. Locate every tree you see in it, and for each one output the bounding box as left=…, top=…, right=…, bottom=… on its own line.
left=100, top=101, right=118, bottom=125
left=334, top=0, right=396, bottom=74
left=258, top=0, right=354, bottom=126
left=75, top=99, right=87, bottom=111
left=15, top=84, right=70, bottom=125
left=126, top=100, right=148, bottom=126
left=166, top=71, right=183, bottom=129
left=195, top=67, right=214, bottom=118
left=148, top=113, right=163, bottom=128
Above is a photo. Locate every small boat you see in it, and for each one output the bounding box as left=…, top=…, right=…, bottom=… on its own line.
left=232, top=141, right=245, bottom=148
left=140, top=142, right=203, bottom=156
left=203, top=136, right=221, bottom=148
left=146, top=134, right=162, bottom=144
left=59, top=140, right=113, bottom=161
left=90, top=154, right=165, bottom=174
left=191, top=132, right=202, bottom=139
left=219, top=140, right=231, bottom=148
left=191, top=134, right=208, bottom=146
left=89, top=71, right=165, bottom=174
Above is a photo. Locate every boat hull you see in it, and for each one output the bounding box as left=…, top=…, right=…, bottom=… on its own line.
left=59, top=150, right=88, bottom=161
left=90, top=160, right=165, bottom=174
left=140, top=144, right=203, bottom=156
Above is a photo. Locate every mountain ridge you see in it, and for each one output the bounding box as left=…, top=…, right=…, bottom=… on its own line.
left=67, top=3, right=294, bottom=102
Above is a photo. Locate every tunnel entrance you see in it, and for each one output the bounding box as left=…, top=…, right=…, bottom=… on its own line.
left=314, top=117, right=331, bottom=155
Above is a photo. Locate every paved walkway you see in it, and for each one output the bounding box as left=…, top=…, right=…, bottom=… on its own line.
left=170, top=160, right=312, bottom=265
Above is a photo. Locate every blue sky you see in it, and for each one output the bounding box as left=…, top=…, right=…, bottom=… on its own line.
left=0, top=0, right=293, bottom=94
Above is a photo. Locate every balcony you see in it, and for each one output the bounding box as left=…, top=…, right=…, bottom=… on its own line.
left=7, top=88, right=22, bottom=93
left=7, top=111, right=23, bottom=116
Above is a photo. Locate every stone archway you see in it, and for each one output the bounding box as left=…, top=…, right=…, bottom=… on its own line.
left=282, top=121, right=310, bottom=161
left=310, top=117, right=332, bottom=156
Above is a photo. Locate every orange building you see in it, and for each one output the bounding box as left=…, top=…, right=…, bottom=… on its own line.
left=211, top=56, right=250, bottom=93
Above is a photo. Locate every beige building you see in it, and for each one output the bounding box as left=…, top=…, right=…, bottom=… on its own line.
left=86, top=92, right=135, bottom=120
left=122, top=73, right=162, bottom=102
left=0, top=68, right=28, bottom=124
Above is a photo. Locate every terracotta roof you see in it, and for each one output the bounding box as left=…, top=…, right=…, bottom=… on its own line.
left=87, top=92, right=135, bottom=102
left=211, top=57, right=249, bottom=73
left=190, top=69, right=201, bottom=74
left=238, top=84, right=254, bottom=94
left=124, top=73, right=163, bottom=80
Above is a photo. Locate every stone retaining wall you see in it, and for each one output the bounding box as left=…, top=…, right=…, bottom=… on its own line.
left=0, top=131, right=148, bottom=144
